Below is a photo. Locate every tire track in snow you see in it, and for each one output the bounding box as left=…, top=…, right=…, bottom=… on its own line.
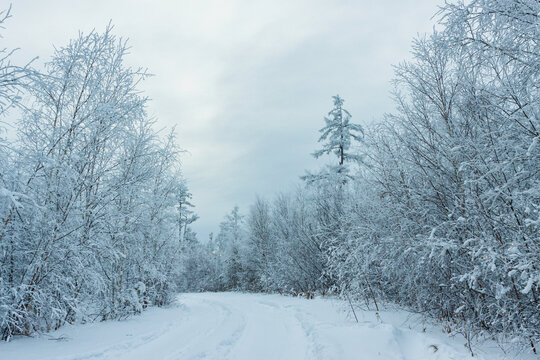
left=165, top=297, right=247, bottom=360
left=286, top=304, right=340, bottom=360
left=257, top=299, right=318, bottom=360
left=59, top=307, right=186, bottom=360
left=65, top=325, right=173, bottom=360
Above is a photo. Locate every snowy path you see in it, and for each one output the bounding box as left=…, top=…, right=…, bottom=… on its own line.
left=0, top=292, right=526, bottom=360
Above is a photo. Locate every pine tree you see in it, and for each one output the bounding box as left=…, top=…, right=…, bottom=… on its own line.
left=303, top=95, right=363, bottom=183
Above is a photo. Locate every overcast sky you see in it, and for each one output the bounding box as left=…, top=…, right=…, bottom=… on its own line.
left=3, top=0, right=440, bottom=240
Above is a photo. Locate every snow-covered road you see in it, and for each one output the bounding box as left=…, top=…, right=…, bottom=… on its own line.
left=0, top=292, right=524, bottom=360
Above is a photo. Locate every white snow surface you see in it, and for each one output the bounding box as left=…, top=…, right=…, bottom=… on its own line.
left=0, top=292, right=531, bottom=360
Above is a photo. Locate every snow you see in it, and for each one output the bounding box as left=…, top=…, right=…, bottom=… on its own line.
left=0, top=292, right=532, bottom=360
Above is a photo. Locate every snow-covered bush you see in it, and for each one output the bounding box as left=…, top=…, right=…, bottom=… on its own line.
left=0, top=23, right=194, bottom=340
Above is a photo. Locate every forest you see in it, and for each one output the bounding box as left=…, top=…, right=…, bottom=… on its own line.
left=1, top=0, right=539, bottom=355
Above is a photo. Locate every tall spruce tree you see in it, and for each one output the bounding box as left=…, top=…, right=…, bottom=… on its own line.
left=303, top=95, right=364, bottom=183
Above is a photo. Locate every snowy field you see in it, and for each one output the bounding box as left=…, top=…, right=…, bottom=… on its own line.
left=0, top=292, right=532, bottom=360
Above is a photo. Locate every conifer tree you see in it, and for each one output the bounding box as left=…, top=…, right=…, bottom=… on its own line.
left=303, top=95, right=363, bottom=183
